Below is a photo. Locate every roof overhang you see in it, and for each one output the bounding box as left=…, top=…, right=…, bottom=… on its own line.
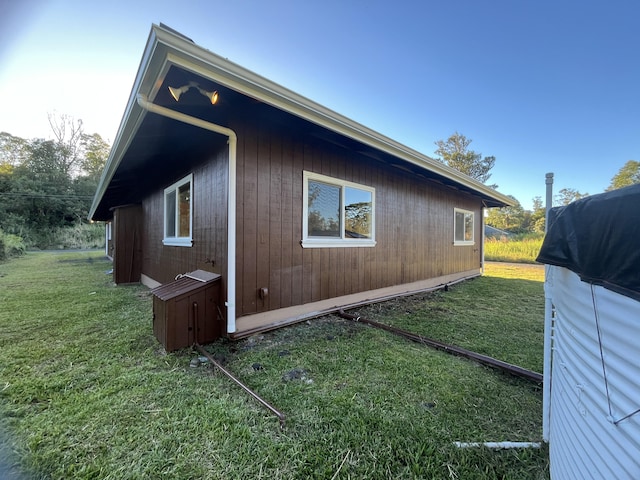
left=90, top=24, right=513, bottom=221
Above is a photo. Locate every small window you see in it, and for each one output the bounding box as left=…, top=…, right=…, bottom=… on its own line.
left=302, top=171, right=375, bottom=248
left=164, top=174, right=193, bottom=246
left=454, top=208, right=474, bottom=245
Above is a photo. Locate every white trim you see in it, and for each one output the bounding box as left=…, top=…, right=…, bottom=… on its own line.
left=104, top=222, right=113, bottom=260
left=302, top=171, right=376, bottom=248
left=135, top=95, right=238, bottom=334
left=140, top=273, right=162, bottom=289
left=90, top=24, right=513, bottom=223
left=454, top=208, right=475, bottom=246
left=151, top=33, right=513, bottom=204
left=163, top=173, right=193, bottom=247
left=233, top=269, right=480, bottom=337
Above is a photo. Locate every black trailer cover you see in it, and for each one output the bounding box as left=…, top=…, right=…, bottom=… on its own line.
left=536, top=183, right=640, bottom=302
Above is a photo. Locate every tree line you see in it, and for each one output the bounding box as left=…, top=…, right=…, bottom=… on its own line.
left=0, top=114, right=109, bottom=249
left=434, top=132, right=639, bottom=234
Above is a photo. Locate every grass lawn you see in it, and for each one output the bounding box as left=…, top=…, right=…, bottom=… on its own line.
left=0, top=252, right=548, bottom=479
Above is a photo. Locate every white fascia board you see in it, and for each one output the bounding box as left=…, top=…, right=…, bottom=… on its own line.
left=91, top=23, right=514, bottom=219
left=150, top=25, right=514, bottom=208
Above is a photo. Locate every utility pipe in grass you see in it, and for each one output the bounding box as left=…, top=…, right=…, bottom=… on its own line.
left=337, top=310, right=543, bottom=384
left=194, top=344, right=286, bottom=428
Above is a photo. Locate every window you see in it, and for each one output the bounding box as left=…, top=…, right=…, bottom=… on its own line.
left=454, top=208, right=474, bottom=245
left=163, top=174, right=193, bottom=246
left=302, top=171, right=375, bottom=248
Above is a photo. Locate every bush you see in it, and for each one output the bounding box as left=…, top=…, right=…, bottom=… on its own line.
left=51, top=223, right=106, bottom=250
left=18, top=223, right=106, bottom=250
left=0, top=230, right=26, bottom=261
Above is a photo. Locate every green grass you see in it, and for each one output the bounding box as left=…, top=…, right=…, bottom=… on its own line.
left=0, top=252, right=549, bottom=479
left=484, top=234, right=544, bottom=264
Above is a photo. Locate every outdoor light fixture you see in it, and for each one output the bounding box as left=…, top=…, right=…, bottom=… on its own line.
left=168, top=82, right=219, bottom=104
left=168, top=84, right=191, bottom=102
left=197, top=87, right=219, bottom=104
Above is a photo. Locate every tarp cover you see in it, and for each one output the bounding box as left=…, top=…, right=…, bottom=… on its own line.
left=536, top=183, right=640, bottom=302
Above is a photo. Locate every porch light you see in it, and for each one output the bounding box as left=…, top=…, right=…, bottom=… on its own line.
left=197, top=87, right=219, bottom=104
left=168, top=84, right=192, bottom=101
left=168, top=82, right=218, bottom=104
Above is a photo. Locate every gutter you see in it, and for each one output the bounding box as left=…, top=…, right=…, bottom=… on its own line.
left=136, top=94, right=238, bottom=334
left=147, top=24, right=513, bottom=208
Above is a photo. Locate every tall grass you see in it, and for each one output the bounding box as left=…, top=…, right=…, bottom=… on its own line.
left=25, top=223, right=105, bottom=250
left=484, top=234, right=544, bottom=263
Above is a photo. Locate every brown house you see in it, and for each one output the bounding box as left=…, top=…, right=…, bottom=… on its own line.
left=90, top=24, right=513, bottom=339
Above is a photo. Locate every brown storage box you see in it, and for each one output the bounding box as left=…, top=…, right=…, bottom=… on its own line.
left=151, top=270, right=222, bottom=351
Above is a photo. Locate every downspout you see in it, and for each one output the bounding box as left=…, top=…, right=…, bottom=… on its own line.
left=136, top=94, right=238, bottom=334
left=542, top=172, right=554, bottom=442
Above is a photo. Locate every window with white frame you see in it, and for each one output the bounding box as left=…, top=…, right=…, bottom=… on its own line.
left=163, top=174, right=193, bottom=246
left=454, top=208, right=474, bottom=245
left=302, top=171, right=375, bottom=248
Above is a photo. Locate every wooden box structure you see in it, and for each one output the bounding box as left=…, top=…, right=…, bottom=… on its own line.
left=151, top=270, right=222, bottom=351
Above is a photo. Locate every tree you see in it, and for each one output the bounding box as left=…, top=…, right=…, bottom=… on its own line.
left=434, top=132, right=497, bottom=187
left=606, top=160, right=640, bottom=191
left=0, top=128, right=104, bottom=246
left=485, top=195, right=527, bottom=232
left=0, top=132, right=29, bottom=167
left=529, top=196, right=546, bottom=233
left=48, top=112, right=85, bottom=177
left=11, top=140, right=76, bottom=229
left=554, top=188, right=588, bottom=206
left=80, top=133, right=110, bottom=182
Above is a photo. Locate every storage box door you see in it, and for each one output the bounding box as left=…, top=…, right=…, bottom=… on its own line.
left=199, top=283, right=221, bottom=344
left=172, top=297, right=193, bottom=351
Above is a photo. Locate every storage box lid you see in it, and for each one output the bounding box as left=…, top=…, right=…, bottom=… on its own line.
left=151, top=270, right=221, bottom=301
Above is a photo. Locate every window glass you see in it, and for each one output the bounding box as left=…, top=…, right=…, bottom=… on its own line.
left=454, top=209, right=474, bottom=244
left=178, top=183, right=191, bottom=237
left=163, top=174, right=193, bottom=246
left=308, top=181, right=340, bottom=237
left=345, top=187, right=372, bottom=239
left=464, top=213, right=473, bottom=241
left=165, top=190, right=177, bottom=238
left=303, top=172, right=375, bottom=248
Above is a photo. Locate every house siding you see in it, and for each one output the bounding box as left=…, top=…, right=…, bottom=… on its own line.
left=233, top=122, right=482, bottom=318
left=140, top=146, right=229, bottom=295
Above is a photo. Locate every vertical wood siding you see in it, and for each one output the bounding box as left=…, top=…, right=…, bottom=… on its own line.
left=141, top=147, right=229, bottom=297
left=234, top=122, right=482, bottom=317
left=135, top=119, right=483, bottom=321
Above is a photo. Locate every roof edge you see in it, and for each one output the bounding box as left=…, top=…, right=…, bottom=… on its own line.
left=90, top=23, right=513, bottom=220
left=150, top=24, right=513, bottom=207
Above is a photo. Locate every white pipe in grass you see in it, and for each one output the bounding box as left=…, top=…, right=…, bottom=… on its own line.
left=454, top=442, right=542, bottom=449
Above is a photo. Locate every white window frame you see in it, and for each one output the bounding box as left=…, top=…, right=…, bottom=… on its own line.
left=454, top=208, right=475, bottom=246
left=302, top=171, right=376, bottom=248
left=163, top=174, right=193, bottom=247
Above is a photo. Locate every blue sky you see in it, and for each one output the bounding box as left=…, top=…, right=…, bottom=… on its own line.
left=1, top=0, right=638, bottom=210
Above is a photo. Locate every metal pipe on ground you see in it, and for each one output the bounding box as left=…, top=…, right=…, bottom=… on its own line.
left=337, top=310, right=543, bottom=384
left=194, top=344, right=286, bottom=428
